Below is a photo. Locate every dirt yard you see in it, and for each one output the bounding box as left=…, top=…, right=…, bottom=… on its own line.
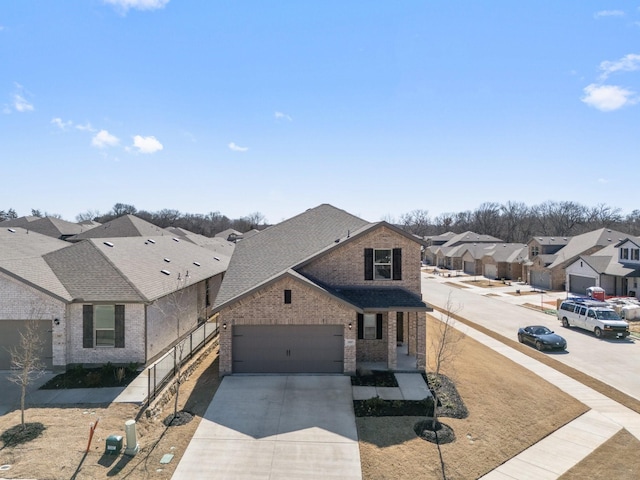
left=0, top=347, right=222, bottom=480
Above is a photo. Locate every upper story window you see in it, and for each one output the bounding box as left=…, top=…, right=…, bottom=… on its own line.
left=374, top=249, right=392, bottom=279
left=633, top=249, right=640, bottom=261
left=530, top=245, right=539, bottom=257
left=620, top=248, right=630, bottom=260
left=364, top=248, right=402, bottom=281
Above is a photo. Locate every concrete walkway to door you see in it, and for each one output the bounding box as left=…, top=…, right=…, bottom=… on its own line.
left=171, top=375, right=362, bottom=479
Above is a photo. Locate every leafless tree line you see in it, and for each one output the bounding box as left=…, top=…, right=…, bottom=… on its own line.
left=5, top=200, right=640, bottom=242
left=398, top=201, right=640, bottom=243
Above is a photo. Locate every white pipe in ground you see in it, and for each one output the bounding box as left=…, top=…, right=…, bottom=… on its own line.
left=124, top=419, right=139, bottom=456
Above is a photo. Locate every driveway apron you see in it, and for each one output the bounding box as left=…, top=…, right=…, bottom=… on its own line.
left=172, top=375, right=362, bottom=479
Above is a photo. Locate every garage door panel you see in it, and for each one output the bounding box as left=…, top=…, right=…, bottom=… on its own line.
left=0, top=320, right=53, bottom=370
left=569, top=275, right=597, bottom=295
left=531, top=271, right=552, bottom=290
left=233, top=325, right=344, bottom=374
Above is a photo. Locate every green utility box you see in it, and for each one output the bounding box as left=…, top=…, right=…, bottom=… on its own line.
left=105, top=435, right=123, bottom=455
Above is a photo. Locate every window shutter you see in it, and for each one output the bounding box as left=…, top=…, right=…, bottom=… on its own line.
left=364, top=248, right=373, bottom=280
left=376, top=313, right=383, bottom=339
left=83, top=305, right=93, bottom=348
left=357, top=313, right=364, bottom=340
left=393, top=248, right=402, bottom=280
left=115, top=305, right=125, bottom=348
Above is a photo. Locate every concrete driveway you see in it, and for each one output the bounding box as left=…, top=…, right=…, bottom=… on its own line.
left=172, top=375, right=362, bottom=480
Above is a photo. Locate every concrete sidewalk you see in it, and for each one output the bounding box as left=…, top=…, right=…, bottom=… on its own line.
left=450, top=321, right=640, bottom=478
left=352, top=373, right=432, bottom=401
left=0, top=368, right=149, bottom=416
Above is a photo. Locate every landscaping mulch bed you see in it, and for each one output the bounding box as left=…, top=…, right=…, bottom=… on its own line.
left=40, top=363, right=140, bottom=389
left=351, top=369, right=398, bottom=387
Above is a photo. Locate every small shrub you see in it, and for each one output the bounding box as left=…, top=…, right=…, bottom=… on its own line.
left=85, top=371, right=103, bottom=387
left=114, top=367, right=126, bottom=384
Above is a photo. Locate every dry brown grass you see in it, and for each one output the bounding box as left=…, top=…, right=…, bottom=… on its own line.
left=0, top=347, right=221, bottom=480
left=357, top=317, right=589, bottom=479
left=560, top=428, right=640, bottom=479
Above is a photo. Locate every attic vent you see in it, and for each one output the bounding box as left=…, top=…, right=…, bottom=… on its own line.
left=551, top=238, right=554, bottom=241
left=161, top=269, right=170, bottom=275
left=164, top=258, right=171, bottom=262
left=7, top=228, right=15, bottom=233
left=193, top=262, right=201, bottom=267
left=147, top=239, right=156, bottom=244
left=214, top=257, right=220, bottom=261
left=104, top=241, right=114, bottom=247
left=563, top=237, right=567, bottom=240
left=334, top=239, right=340, bottom=243
left=608, top=238, right=612, bottom=242
left=172, top=237, right=180, bottom=242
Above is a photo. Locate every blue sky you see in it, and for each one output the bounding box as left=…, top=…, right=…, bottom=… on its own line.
left=1, top=1, right=639, bottom=224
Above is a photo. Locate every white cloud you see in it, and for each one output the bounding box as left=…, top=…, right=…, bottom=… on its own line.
left=75, top=122, right=96, bottom=132
left=13, top=94, right=34, bottom=112
left=581, top=84, right=637, bottom=111
left=275, top=111, right=292, bottom=121
left=599, top=53, right=640, bottom=80
left=228, top=142, right=249, bottom=152
left=92, top=129, right=120, bottom=148
left=132, top=135, right=163, bottom=154
left=597, top=178, right=609, bottom=184
left=104, top=0, right=169, bottom=13
left=51, top=117, right=72, bottom=130
left=594, top=10, right=625, bottom=18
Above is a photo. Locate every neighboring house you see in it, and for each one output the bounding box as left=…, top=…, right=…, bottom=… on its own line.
left=1, top=216, right=96, bottom=240
left=564, top=237, right=640, bottom=297
left=0, top=227, right=231, bottom=370
left=481, top=244, right=528, bottom=280
left=432, top=232, right=503, bottom=270
left=527, top=228, right=631, bottom=291
left=215, top=228, right=244, bottom=242
left=212, top=204, right=431, bottom=376
left=0, top=227, right=69, bottom=369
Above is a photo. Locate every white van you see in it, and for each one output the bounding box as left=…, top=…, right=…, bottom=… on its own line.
left=557, top=298, right=630, bottom=339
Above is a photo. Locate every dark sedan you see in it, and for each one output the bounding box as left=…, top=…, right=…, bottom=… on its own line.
left=517, top=325, right=567, bottom=351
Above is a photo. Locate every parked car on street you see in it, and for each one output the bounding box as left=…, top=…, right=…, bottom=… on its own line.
left=518, top=325, right=567, bottom=351
left=557, top=298, right=630, bottom=339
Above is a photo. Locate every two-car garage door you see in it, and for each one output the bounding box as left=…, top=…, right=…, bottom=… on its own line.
left=232, top=325, right=344, bottom=374
left=0, top=320, right=53, bottom=370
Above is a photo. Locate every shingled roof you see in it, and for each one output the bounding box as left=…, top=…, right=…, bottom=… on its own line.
left=0, top=227, right=72, bottom=301
left=213, top=204, right=370, bottom=309
left=45, top=236, right=231, bottom=303
left=548, top=228, right=631, bottom=269
left=67, top=214, right=167, bottom=241
left=213, top=204, right=428, bottom=313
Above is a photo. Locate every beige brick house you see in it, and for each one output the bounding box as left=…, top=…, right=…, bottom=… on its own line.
left=212, top=204, right=431, bottom=376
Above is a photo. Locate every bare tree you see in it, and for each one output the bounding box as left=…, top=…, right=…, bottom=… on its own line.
left=75, top=209, right=101, bottom=222
left=9, top=321, right=46, bottom=430
left=428, top=294, right=463, bottom=433
left=400, top=209, right=431, bottom=237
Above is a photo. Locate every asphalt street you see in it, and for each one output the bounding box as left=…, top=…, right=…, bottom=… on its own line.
left=421, top=271, right=640, bottom=401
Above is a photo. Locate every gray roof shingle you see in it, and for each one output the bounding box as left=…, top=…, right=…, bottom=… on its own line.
left=213, top=204, right=371, bottom=309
